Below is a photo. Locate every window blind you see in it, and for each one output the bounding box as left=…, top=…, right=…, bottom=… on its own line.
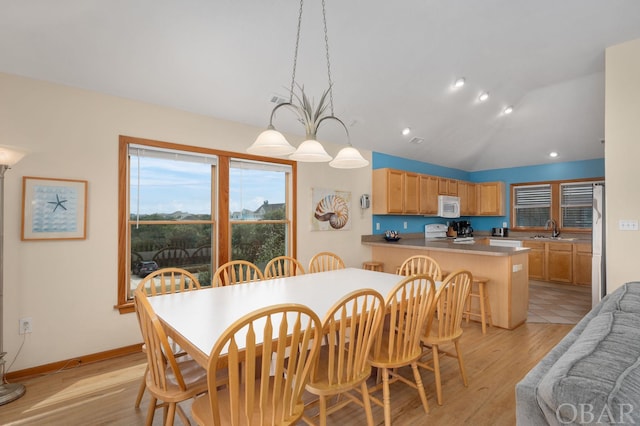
left=513, top=184, right=551, bottom=227
left=561, top=182, right=596, bottom=228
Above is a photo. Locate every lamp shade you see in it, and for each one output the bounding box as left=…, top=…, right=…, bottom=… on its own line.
left=329, top=146, right=369, bottom=169
left=289, top=139, right=332, bottom=162
left=247, top=129, right=296, bottom=156
left=0, top=145, right=27, bottom=166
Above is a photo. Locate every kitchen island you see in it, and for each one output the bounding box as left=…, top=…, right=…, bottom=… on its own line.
left=362, top=234, right=530, bottom=329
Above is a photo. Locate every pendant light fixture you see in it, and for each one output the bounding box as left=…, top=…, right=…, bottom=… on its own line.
left=247, top=0, right=368, bottom=169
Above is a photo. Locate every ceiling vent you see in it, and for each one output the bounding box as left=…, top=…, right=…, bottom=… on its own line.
left=409, top=137, right=424, bottom=144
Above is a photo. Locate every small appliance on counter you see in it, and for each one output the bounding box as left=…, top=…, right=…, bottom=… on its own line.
left=452, top=220, right=473, bottom=237
left=491, top=227, right=509, bottom=237
left=424, top=223, right=448, bottom=239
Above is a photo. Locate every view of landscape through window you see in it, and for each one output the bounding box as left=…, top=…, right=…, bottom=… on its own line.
left=127, top=147, right=290, bottom=294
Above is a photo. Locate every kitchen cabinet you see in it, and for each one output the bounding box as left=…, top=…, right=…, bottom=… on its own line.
left=524, top=241, right=545, bottom=280
left=372, top=168, right=420, bottom=214
left=477, top=182, right=505, bottom=216
left=438, top=178, right=458, bottom=196
left=458, top=182, right=477, bottom=216
left=419, top=174, right=439, bottom=215
left=573, top=243, right=592, bottom=286
left=547, top=242, right=573, bottom=283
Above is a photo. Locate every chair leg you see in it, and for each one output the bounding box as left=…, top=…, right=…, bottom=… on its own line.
left=410, top=362, right=430, bottom=414
left=165, top=402, right=177, bottom=426
left=432, top=344, right=443, bottom=406
left=382, top=368, right=392, bottom=426
left=145, top=396, right=157, bottom=426
left=176, top=404, right=191, bottom=426
left=319, top=395, right=328, bottom=426
left=360, top=381, right=375, bottom=426
left=478, top=283, right=487, bottom=334
left=454, top=339, right=469, bottom=387
left=135, top=366, right=148, bottom=408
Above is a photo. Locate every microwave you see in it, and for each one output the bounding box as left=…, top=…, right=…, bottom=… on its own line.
left=437, top=195, right=461, bottom=218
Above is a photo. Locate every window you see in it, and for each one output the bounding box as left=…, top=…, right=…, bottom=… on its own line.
left=229, top=159, right=292, bottom=270
left=511, top=178, right=602, bottom=232
left=561, top=182, right=596, bottom=229
left=513, top=184, right=551, bottom=227
left=117, top=136, right=296, bottom=313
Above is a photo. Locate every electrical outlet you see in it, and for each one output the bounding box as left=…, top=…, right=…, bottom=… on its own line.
left=403, top=221, right=408, bottom=229
left=19, top=317, right=32, bottom=334
left=376, top=223, right=380, bottom=231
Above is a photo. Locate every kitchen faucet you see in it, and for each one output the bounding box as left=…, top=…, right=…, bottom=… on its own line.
left=545, top=219, right=560, bottom=238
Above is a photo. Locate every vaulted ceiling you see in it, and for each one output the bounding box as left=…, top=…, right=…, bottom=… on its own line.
left=2, top=1, right=640, bottom=171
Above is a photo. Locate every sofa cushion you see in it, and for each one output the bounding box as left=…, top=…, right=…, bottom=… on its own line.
left=599, top=282, right=640, bottom=314
left=536, top=311, right=640, bottom=425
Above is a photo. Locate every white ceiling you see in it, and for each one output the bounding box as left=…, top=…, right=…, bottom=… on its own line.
left=2, top=1, right=639, bottom=171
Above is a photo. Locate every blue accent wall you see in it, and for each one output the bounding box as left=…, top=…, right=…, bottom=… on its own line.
left=371, top=153, right=604, bottom=234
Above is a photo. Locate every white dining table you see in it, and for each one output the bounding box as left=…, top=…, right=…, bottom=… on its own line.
left=147, top=267, right=406, bottom=367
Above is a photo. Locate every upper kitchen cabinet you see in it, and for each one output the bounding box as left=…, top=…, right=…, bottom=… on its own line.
left=438, top=178, right=458, bottom=196
left=476, top=182, right=506, bottom=216
left=458, top=181, right=477, bottom=216
left=419, top=174, right=439, bottom=215
left=372, top=168, right=419, bottom=214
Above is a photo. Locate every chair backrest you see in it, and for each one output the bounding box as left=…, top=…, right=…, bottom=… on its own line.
left=212, top=260, right=264, bottom=287
left=372, top=274, right=436, bottom=363
left=137, top=267, right=202, bottom=296
left=205, top=304, right=322, bottom=426
left=314, top=288, right=385, bottom=387
left=264, top=256, right=306, bottom=279
left=424, top=270, right=473, bottom=341
left=397, top=255, right=442, bottom=281
left=134, top=290, right=188, bottom=392
left=308, top=252, right=345, bottom=273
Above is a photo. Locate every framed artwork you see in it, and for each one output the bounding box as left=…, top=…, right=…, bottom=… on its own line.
left=21, top=176, right=88, bottom=241
left=311, top=188, right=351, bottom=231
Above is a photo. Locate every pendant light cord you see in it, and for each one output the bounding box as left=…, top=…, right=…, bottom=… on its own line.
left=321, top=0, right=335, bottom=116
left=289, top=0, right=304, bottom=103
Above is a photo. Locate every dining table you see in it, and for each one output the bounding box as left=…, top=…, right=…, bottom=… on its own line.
left=147, top=267, right=407, bottom=368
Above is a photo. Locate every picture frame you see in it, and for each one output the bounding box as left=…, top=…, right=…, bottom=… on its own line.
left=21, top=176, right=88, bottom=241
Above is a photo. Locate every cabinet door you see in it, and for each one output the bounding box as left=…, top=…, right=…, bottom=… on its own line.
left=477, top=182, right=505, bottom=216
left=386, top=169, right=404, bottom=213
left=458, top=182, right=477, bottom=216
left=404, top=172, right=419, bottom=214
left=524, top=241, right=545, bottom=280
left=438, top=178, right=458, bottom=196
left=419, top=174, right=439, bottom=215
left=573, top=243, right=592, bottom=286
left=547, top=243, right=573, bottom=283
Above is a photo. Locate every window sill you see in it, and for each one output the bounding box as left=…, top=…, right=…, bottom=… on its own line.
left=115, top=303, right=135, bottom=314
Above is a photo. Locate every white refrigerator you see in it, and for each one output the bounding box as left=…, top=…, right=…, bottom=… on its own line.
left=592, top=183, right=606, bottom=306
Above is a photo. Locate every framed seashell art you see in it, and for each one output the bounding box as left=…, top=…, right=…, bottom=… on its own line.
left=311, top=188, right=351, bottom=231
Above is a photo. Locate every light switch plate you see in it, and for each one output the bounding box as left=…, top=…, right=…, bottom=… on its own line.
left=619, top=220, right=639, bottom=231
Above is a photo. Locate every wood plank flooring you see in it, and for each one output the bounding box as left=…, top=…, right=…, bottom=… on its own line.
left=0, top=321, right=574, bottom=426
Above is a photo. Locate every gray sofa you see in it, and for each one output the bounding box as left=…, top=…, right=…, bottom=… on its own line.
left=516, top=282, right=640, bottom=425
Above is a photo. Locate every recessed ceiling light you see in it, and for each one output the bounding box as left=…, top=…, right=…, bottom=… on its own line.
left=478, top=92, right=489, bottom=102
left=453, top=77, right=465, bottom=89
left=402, top=127, right=411, bottom=136
left=549, top=152, right=559, bottom=158
left=503, top=106, right=514, bottom=115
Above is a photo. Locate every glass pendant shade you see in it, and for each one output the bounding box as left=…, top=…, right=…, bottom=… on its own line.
left=0, top=145, right=27, bottom=166
left=329, top=146, right=369, bottom=169
left=289, top=139, right=332, bottom=162
left=247, top=128, right=296, bottom=156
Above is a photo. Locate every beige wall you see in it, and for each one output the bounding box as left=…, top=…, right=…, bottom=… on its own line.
left=605, top=38, right=640, bottom=293
left=0, top=72, right=373, bottom=370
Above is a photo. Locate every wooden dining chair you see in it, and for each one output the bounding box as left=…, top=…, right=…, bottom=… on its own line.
left=367, top=274, right=436, bottom=426
left=134, top=290, right=209, bottom=426
left=264, top=255, right=306, bottom=279
left=417, top=269, right=473, bottom=406
left=397, top=255, right=442, bottom=281
left=211, top=260, right=264, bottom=287
left=308, top=252, right=345, bottom=274
left=191, top=303, right=322, bottom=426
left=301, top=289, right=385, bottom=426
left=135, top=267, right=203, bottom=409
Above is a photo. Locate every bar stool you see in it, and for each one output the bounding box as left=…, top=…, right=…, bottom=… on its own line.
left=464, top=276, right=493, bottom=334
left=362, top=261, right=383, bottom=272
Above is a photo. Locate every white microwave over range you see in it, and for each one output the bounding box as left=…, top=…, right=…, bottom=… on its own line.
left=437, top=195, right=461, bottom=218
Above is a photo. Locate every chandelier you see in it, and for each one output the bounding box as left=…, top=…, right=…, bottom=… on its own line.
left=247, top=0, right=368, bottom=169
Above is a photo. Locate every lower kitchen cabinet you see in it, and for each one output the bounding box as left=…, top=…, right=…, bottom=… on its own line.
left=523, top=241, right=545, bottom=280
left=523, top=240, right=591, bottom=285
left=573, top=243, right=593, bottom=286
left=547, top=242, right=573, bottom=283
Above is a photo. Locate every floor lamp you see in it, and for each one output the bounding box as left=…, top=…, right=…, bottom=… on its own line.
left=0, top=145, right=27, bottom=406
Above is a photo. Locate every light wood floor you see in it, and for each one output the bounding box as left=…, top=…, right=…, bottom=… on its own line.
left=0, top=321, right=574, bottom=426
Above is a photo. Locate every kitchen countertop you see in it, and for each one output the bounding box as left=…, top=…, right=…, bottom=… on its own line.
left=361, top=235, right=530, bottom=257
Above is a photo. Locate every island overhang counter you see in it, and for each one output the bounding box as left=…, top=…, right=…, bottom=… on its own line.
left=362, top=236, right=530, bottom=329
